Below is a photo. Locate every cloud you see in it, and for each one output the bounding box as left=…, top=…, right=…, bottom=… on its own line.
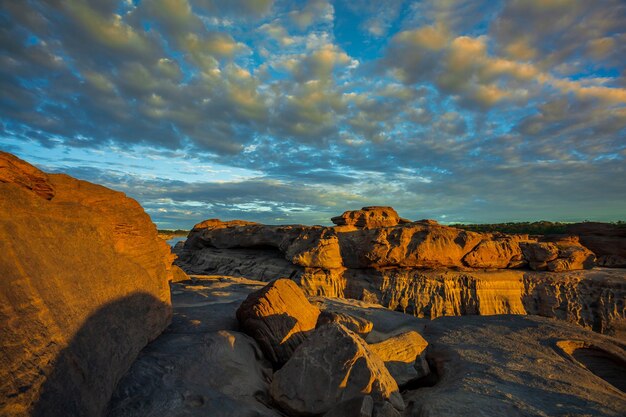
left=1, top=0, right=625, bottom=226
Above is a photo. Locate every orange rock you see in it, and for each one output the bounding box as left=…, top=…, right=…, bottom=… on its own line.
left=0, top=152, right=173, bottom=416
left=236, top=279, right=321, bottom=366
left=331, top=206, right=408, bottom=228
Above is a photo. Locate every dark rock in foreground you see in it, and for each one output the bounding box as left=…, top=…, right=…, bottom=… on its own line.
left=110, top=276, right=626, bottom=417
left=0, top=152, right=173, bottom=417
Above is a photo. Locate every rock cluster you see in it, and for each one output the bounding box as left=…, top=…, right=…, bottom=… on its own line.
left=111, top=275, right=626, bottom=417
left=0, top=152, right=173, bottom=417
left=178, top=212, right=596, bottom=273
left=175, top=210, right=626, bottom=338
left=236, top=279, right=429, bottom=415
left=567, top=222, right=626, bottom=267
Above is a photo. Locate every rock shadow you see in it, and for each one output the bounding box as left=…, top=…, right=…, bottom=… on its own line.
left=32, top=292, right=171, bottom=417
left=555, top=340, right=626, bottom=393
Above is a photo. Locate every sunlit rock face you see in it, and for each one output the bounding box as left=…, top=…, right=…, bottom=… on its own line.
left=0, top=152, right=173, bottom=417
left=175, top=211, right=625, bottom=338
left=236, top=279, right=320, bottom=366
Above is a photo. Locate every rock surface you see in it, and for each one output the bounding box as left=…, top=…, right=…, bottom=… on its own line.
left=567, top=222, right=626, bottom=268
left=404, top=315, right=626, bottom=417
left=176, top=230, right=626, bottom=338
left=368, top=331, right=429, bottom=386
left=270, top=323, right=403, bottom=416
left=316, top=311, right=374, bottom=336
left=110, top=276, right=626, bottom=417
left=236, top=279, right=321, bottom=366
left=0, top=152, right=173, bottom=417
left=177, top=217, right=596, bottom=272
left=331, top=206, right=409, bottom=228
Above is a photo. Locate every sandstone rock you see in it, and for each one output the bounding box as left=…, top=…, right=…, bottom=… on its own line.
left=368, top=331, right=429, bottom=386
left=108, top=330, right=279, bottom=417
left=0, top=152, right=172, bottom=417
left=170, top=264, right=190, bottom=282
left=236, top=279, right=320, bottom=366
left=331, top=206, right=406, bottom=228
left=567, top=222, right=626, bottom=268
left=373, top=401, right=401, bottom=417
left=270, top=323, right=403, bottom=416
left=323, top=395, right=374, bottom=417
left=462, top=237, right=526, bottom=268
left=316, top=310, right=374, bottom=336
left=403, top=315, right=626, bottom=417
left=0, top=151, right=55, bottom=199
left=285, top=228, right=343, bottom=268
left=337, top=223, right=484, bottom=269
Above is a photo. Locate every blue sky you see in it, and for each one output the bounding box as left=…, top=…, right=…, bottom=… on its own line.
left=1, top=0, right=625, bottom=228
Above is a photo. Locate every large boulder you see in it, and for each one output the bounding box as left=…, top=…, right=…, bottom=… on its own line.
left=331, top=206, right=409, bottom=229
left=270, top=323, right=403, bottom=416
left=236, top=279, right=321, bottom=366
left=108, top=330, right=279, bottom=417
left=368, top=331, right=430, bottom=386
left=0, top=152, right=173, bottom=417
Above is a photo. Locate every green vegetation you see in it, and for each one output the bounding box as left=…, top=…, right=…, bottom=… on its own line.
left=450, top=221, right=625, bottom=235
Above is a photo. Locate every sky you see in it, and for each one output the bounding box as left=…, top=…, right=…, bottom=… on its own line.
left=1, top=0, right=625, bottom=228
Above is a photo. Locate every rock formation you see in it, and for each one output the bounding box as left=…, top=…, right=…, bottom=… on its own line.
left=177, top=211, right=596, bottom=273
left=404, top=315, right=626, bottom=416
left=270, top=322, right=403, bottom=416
left=110, top=275, right=626, bottom=417
left=567, top=222, right=626, bottom=267
left=331, top=206, right=410, bottom=229
left=368, top=331, right=430, bottom=386
left=0, top=152, right=173, bottom=417
left=174, top=211, right=625, bottom=338
left=236, top=279, right=321, bottom=366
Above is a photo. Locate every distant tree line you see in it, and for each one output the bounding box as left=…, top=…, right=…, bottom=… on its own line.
left=450, top=221, right=625, bottom=235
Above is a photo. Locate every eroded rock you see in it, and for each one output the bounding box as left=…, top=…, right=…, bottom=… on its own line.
left=331, top=206, right=408, bottom=228
left=270, top=323, right=403, bottom=416
left=368, top=331, right=430, bottom=386
left=236, top=279, right=320, bottom=366
left=0, top=152, right=172, bottom=417
left=316, top=310, right=374, bottom=336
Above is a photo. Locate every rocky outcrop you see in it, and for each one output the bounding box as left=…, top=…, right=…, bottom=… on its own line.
left=177, top=216, right=597, bottom=275
left=567, top=222, right=626, bottom=267
left=112, top=276, right=626, bottom=417
left=175, top=213, right=624, bottom=337
left=0, top=152, right=173, bottom=417
left=270, top=322, right=403, bottom=416
left=404, top=315, right=626, bottom=417
left=331, top=206, right=410, bottom=229
left=368, top=331, right=430, bottom=386
left=236, top=279, right=321, bottom=366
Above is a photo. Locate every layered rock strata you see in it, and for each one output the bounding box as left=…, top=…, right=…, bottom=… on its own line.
left=175, top=213, right=625, bottom=337
left=0, top=152, right=173, bottom=417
